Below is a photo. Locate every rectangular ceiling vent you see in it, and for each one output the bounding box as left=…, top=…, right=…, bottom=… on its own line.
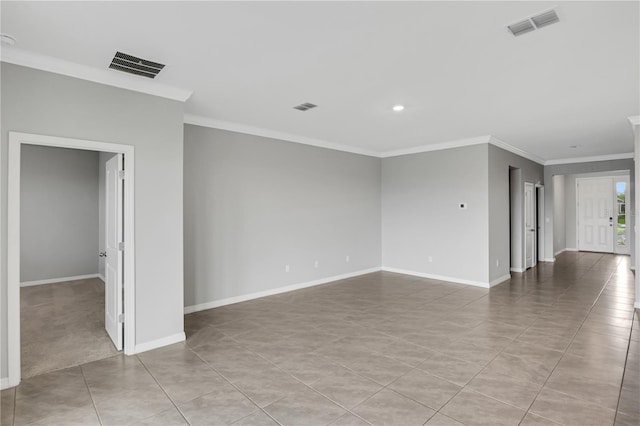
left=109, top=51, right=165, bottom=79
left=293, top=102, right=317, bottom=111
left=507, top=8, right=559, bottom=37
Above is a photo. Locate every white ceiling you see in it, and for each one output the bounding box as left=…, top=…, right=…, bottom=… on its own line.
left=2, top=1, right=638, bottom=161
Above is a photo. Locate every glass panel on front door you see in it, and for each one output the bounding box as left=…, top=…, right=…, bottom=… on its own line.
left=616, top=181, right=627, bottom=248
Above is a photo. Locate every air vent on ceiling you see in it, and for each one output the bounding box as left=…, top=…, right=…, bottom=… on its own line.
left=507, top=8, right=559, bottom=37
left=109, top=51, right=165, bottom=79
left=531, top=9, right=559, bottom=29
left=293, top=102, right=317, bottom=111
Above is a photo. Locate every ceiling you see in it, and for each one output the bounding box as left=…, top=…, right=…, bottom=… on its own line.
left=1, top=1, right=638, bottom=161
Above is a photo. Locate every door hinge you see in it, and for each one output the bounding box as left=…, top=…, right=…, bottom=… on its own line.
left=118, top=170, right=126, bottom=179
left=118, top=313, right=125, bottom=323
left=118, top=242, right=125, bottom=251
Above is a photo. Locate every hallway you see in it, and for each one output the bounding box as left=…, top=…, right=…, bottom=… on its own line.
left=1, top=252, right=638, bottom=425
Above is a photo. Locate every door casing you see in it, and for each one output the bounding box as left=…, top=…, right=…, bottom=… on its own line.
left=5, top=132, right=136, bottom=389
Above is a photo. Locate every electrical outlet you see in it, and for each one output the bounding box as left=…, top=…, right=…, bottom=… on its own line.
left=428, top=256, right=433, bottom=262
left=285, top=264, right=290, bottom=273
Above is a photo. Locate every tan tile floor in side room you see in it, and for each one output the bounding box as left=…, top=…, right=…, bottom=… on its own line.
left=2, top=252, right=639, bottom=426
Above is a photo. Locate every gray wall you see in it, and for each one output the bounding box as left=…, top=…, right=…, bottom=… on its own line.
left=544, top=158, right=635, bottom=263
left=381, top=144, right=490, bottom=284
left=565, top=170, right=629, bottom=250
left=488, top=145, right=544, bottom=280
left=1, top=63, right=185, bottom=379
left=20, top=145, right=99, bottom=283
left=183, top=125, right=382, bottom=307
left=553, top=175, right=566, bottom=254
left=97, top=152, right=116, bottom=280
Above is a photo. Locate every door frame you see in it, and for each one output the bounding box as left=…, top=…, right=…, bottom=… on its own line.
left=536, top=184, right=545, bottom=262
left=524, top=182, right=536, bottom=269
left=576, top=176, right=615, bottom=253
left=6, top=132, right=136, bottom=389
left=614, top=176, right=630, bottom=255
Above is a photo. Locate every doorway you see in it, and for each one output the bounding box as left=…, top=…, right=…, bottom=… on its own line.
left=577, top=176, right=630, bottom=254
left=524, top=182, right=536, bottom=269
left=6, top=132, right=136, bottom=388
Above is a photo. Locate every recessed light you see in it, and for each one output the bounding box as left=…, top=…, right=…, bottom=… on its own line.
left=392, top=105, right=405, bottom=112
left=0, top=34, right=16, bottom=46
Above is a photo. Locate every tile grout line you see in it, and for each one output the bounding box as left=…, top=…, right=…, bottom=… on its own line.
left=135, top=354, right=193, bottom=426
left=79, top=364, right=104, bottom=426
left=184, top=345, right=285, bottom=426
left=517, top=262, right=621, bottom=426
left=613, top=309, right=635, bottom=425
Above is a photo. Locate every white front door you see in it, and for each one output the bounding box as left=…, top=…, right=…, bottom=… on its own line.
left=105, top=154, right=124, bottom=350
left=524, top=183, right=536, bottom=269
left=578, top=177, right=614, bottom=253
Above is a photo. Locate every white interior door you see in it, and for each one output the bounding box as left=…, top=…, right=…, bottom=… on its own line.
left=536, top=186, right=545, bottom=262
left=105, top=154, right=124, bottom=350
left=578, top=177, right=614, bottom=253
left=524, top=183, right=535, bottom=269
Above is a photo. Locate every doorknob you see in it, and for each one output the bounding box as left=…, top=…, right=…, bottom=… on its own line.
left=99, top=252, right=107, bottom=258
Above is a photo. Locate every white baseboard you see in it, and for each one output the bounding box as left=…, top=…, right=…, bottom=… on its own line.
left=630, top=266, right=635, bottom=271
left=98, top=274, right=105, bottom=283
left=489, top=274, right=511, bottom=287
left=554, top=249, right=565, bottom=256
left=635, top=302, right=640, bottom=309
left=510, top=267, right=526, bottom=273
left=565, top=248, right=579, bottom=252
left=184, top=267, right=382, bottom=314
left=1, top=377, right=10, bottom=390
left=381, top=266, right=491, bottom=289
left=542, top=257, right=556, bottom=262
left=20, top=274, right=99, bottom=287
left=133, top=332, right=186, bottom=354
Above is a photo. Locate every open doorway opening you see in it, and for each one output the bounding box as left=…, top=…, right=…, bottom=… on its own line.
left=7, top=132, right=135, bottom=388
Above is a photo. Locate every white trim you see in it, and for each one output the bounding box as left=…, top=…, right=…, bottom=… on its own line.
left=184, top=114, right=552, bottom=164
left=565, top=248, right=579, bottom=252
left=635, top=302, right=640, bottom=309
left=628, top=116, right=640, bottom=127
left=380, top=267, right=490, bottom=288
left=1, top=47, right=192, bottom=102
left=0, top=378, right=10, bottom=390
left=490, top=274, right=511, bottom=287
left=630, top=266, right=635, bottom=271
left=489, top=136, right=546, bottom=165
left=554, top=249, right=567, bottom=256
left=7, top=132, right=137, bottom=389
left=134, top=332, right=186, bottom=354
left=20, top=274, right=99, bottom=287
left=542, top=258, right=556, bottom=262
left=545, top=153, right=634, bottom=166
left=510, top=267, right=526, bottom=273
left=184, top=114, right=380, bottom=158
left=184, top=267, right=381, bottom=314
left=379, top=135, right=491, bottom=158
left=98, top=274, right=106, bottom=283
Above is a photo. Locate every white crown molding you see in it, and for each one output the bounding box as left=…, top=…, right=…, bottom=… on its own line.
left=489, top=136, right=546, bottom=165
left=184, top=113, right=380, bottom=157
left=544, top=152, right=634, bottom=166
left=379, top=135, right=492, bottom=158
left=629, top=116, right=640, bottom=128
left=1, top=47, right=193, bottom=102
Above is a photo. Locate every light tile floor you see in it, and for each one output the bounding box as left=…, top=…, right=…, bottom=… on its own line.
left=1, top=252, right=638, bottom=425
left=19, top=278, right=119, bottom=378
